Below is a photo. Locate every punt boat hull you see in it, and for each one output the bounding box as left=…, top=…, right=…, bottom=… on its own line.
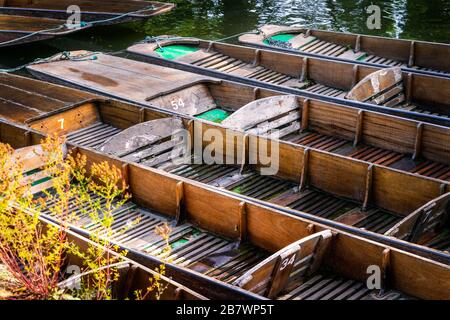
left=3, top=120, right=449, bottom=300
left=238, top=25, right=450, bottom=77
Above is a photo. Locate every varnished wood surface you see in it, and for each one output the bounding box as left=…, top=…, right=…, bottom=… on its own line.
left=127, top=38, right=450, bottom=118
left=2, top=120, right=449, bottom=300
left=238, top=24, right=450, bottom=74
left=28, top=51, right=217, bottom=115
left=0, top=73, right=97, bottom=123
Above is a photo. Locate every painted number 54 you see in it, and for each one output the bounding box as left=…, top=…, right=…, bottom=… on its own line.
left=171, top=98, right=185, bottom=111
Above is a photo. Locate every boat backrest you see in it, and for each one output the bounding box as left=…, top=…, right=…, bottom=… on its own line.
left=346, top=67, right=405, bottom=107
left=385, top=193, right=450, bottom=242
left=14, top=144, right=67, bottom=195
left=233, top=230, right=332, bottom=299
left=100, top=118, right=184, bottom=159
left=221, top=95, right=301, bottom=139
left=146, top=83, right=217, bottom=116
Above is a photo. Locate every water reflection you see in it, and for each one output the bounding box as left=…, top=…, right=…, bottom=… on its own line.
left=0, top=0, right=448, bottom=67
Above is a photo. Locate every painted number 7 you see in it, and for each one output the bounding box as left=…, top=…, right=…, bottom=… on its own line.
left=58, top=118, right=65, bottom=130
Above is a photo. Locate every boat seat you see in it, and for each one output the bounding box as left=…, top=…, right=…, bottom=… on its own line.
left=100, top=118, right=184, bottom=159
left=14, top=144, right=67, bottom=195
left=233, top=230, right=332, bottom=299
left=221, top=95, right=301, bottom=139
left=385, top=193, right=450, bottom=244
left=346, top=67, right=406, bottom=108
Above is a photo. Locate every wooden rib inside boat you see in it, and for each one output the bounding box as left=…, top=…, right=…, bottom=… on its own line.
left=0, top=1, right=175, bottom=24
left=2, top=120, right=450, bottom=300
left=238, top=25, right=450, bottom=76
left=0, top=73, right=448, bottom=260
left=0, top=14, right=89, bottom=47
left=125, top=39, right=450, bottom=121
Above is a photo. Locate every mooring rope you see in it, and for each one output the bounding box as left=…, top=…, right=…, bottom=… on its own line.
left=0, top=51, right=99, bottom=73
left=0, top=26, right=259, bottom=73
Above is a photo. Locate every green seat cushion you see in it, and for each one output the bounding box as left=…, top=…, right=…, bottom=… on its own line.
left=196, top=109, right=230, bottom=123
left=263, top=33, right=296, bottom=45
left=155, top=45, right=199, bottom=60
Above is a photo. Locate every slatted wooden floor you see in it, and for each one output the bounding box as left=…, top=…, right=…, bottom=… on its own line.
left=190, top=51, right=296, bottom=86
left=278, top=273, right=414, bottom=300
left=40, top=191, right=270, bottom=285
left=284, top=131, right=450, bottom=182
left=269, top=32, right=447, bottom=76
left=66, top=121, right=407, bottom=234
left=39, top=186, right=417, bottom=300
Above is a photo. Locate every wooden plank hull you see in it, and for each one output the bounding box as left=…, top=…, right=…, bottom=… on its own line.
left=238, top=25, right=450, bottom=77
left=2, top=119, right=450, bottom=300
left=0, top=1, right=175, bottom=25
left=0, top=14, right=89, bottom=47
left=0, top=73, right=449, bottom=263
left=124, top=38, right=450, bottom=126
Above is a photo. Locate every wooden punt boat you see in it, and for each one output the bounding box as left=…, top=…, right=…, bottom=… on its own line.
left=124, top=38, right=450, bottom=125
left=37, top=217, right=206, bottom=300
left=20, top=58, right=450, bottom=183
left=0, top=14, right=89, bottom=47
left=2, top=119, right=450, bottom=300
left=0, top=73, right=448, bottom=264
left=0, top=1, right=175, bottom=25
left=238, top=25, right=450, bottom=77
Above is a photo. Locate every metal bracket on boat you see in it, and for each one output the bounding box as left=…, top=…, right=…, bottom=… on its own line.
left=353, top=110, right=364, bottom=147
left=175, top=181, right=186, bottom=226
left=206, top=41, right=215, bottom=53
left=412, top=122, right=424, bottom=161
left=238, top=201, right=248, bottom=242
left=350, top=65, right=360, bottom=89
left=440, top=183, right=447, bottom=195
left=306, top=223, right=315, bottom=235
left=299, top=57, right=309, bottom=82
left=408, top=41, right=415, bottom=68
left=299, top=148, right=310, bottom=191
left=304, top=29, right=311, bottom=38
left=174, top=288, right=185, bottom=300
left=120, top=264, right=138, bottom=299
left=24, top=130, right=32, bottom=147
left=139, top=108, right=146, bottom=123
left=121, top=163, right=130, bottom=188
left=253, top=87, right=260, bottom=101
left=362, top=164, right=374, bottom=212
left=301, top=99, right=310, bottom=132
left=355, top=35, right=361, bottom=52
left=405, top=73, right=413, bottom=103
left=379, top=248, right=391, bottom=294
left=239, top=134, right=250, bottom=175
left=252, top=50, right=261, bottom=67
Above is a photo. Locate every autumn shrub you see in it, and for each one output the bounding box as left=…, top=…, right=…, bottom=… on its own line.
left=0, top=135, right=168, bottom=300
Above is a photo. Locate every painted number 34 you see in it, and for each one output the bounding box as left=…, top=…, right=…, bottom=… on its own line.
left=171, top=98, right=185, bottom=110
left=280, top=254, right=296, bottom=271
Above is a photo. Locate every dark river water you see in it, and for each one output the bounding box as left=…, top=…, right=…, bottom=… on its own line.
left=0, top=0, right=449, bottom=69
